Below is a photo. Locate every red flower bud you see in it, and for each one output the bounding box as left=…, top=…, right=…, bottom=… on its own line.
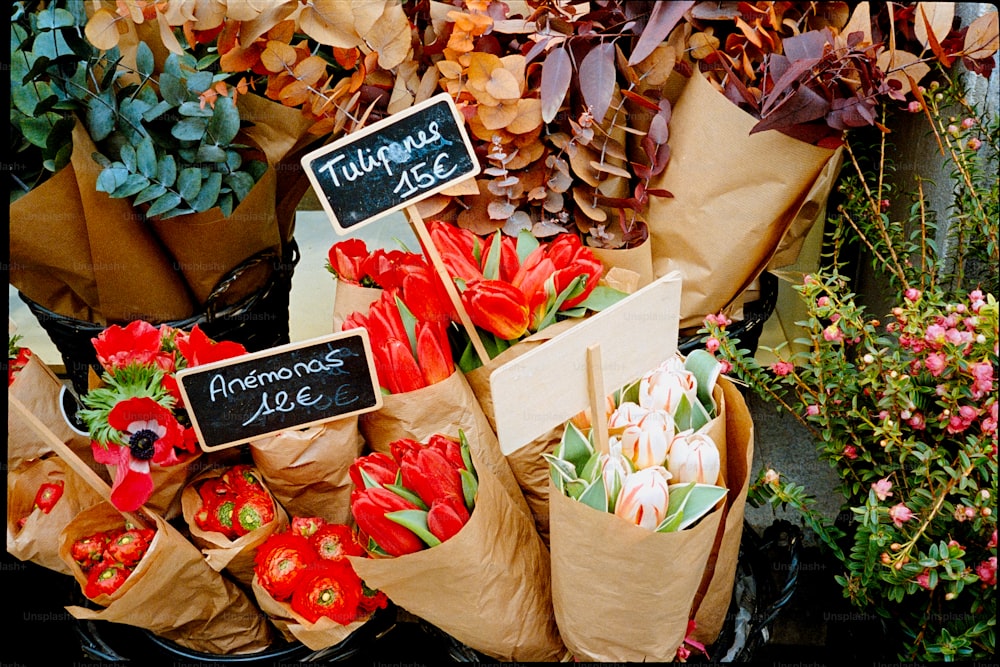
left=33, top=481, right=64, bottom=514
left=416, top=320, right=454, bottom=386
left=426, top=497, right=470, bottom=542
left=350, top=451, right=400, bottom=489
left=399, top=447, right=465, bottom=507
left=350, top=487, right=426, bottom=557
left=462, top=280, right=530, bottom=340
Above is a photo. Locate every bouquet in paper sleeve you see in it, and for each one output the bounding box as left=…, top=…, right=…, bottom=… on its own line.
left=546, top=350, right=734, bottom=662
left=70, top=519, right=156, bottom=600
left=251, top=516, right=389, bottom=650
left=190, top=464, right=276, bottom=540
left=78, top=320, right=248, bottom=515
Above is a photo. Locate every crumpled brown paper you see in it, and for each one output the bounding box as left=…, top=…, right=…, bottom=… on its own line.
left=645, top=68, right=839, bottom=330
left=332, top=281, right=383, bottom=333
left=348, top=432, right=566, bottom=662
left=60, top=501, right=274, bottom=655
left=6, top=456, right=105, bottom=575
left=548, top=479, right=723, bottom=662
left=181, top=465, right=290, bottom=589
left=249, top=419, right=365, bottom=525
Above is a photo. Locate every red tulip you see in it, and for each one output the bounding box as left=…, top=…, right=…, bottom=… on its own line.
left=546, top=234, right=603, bottom=309
left=426, top=497, right=470, bottom=542
left=327, top=238, right=369, bottom=283
left=399, top=446, right=465, bottom=507
left=360, top=248, right=423, bottom=289
left=511, top=247, right=557, bottom=329
left=461, top=279, right=530, bottom=340
left=389, top=438, right=424, bottom=465
left=480, top=233, right=520, bottom=282
left=427, top=220, right=483, bottom=283
left=351, top=487, right=426, bottom=556
left=400, top=263, right=458, bottom=323
left=366, top=292, right=409, bottom=349
left=383, top=338, right=425, bottom=393
left=350, top=451, right=400, bottom=489
left=425, top=434, right=466, bottom=471
left=416, top=320, right=454, bottom=385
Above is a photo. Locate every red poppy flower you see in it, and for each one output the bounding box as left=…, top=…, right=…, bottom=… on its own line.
left=176, top=325, right=247, bottom=367
left=84, top=561, right=132, bottom=598
left=105, top=528, right=155, bottom=566
left=33, top=481, right=64, bottom=513
left=310, top=524, right=366, bottom=561
left=290, top=561, right=363, bottom=625
left=92, top=320, right=174, bottom=372
left=254, top=533, right=318, bottom=601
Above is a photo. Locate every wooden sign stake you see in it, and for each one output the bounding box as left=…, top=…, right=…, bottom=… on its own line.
left=406, top=205, right=491, bottom=368
left=9, top=392, right=153, bottom=529
left=587, top=344, right=611, bottom=455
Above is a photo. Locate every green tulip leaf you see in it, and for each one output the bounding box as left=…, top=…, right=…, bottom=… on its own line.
left=458, top=430, right=475, bottom=477
left=393, top=294, right=420, bottom=361
left=673, top=393, right=694, bottom=432
left=574, top=285, right=629, bottom=312
left=515, top=229, right=540, bottom=263
left=383, top=483, right=429, bottom=511
left=564, top=478, right=588, bottom=501
left=384, top=509, right=442, bottom=548
left=460, top=469, right=478, bottom=511
left=656, top=483, right=727, bottom=533
left=558, top=421, right=594, bottom=474
left=543, top=453, right=579, bottom=491
left=685, top=349, right=721, bottom=415
left=482, top=231, right=503, bottom=281
left=580, top=450, right=604, bottom=483
left=358, top=467, right=382, bottom=490
left=578, top=475, right=609, bottom=513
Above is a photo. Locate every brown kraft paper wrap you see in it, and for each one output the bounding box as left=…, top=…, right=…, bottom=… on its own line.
left=7, top=355, right=100, bottom=475
left=9, top=119, right=196, bottom=324
left=644, top=68, right=837, bottom=330
left=359, top=371, right=528, bottom=517
left=7, top=456, right=105, bottom=575
left=249, top=419, right=365, bottom=525
left=548, top=480, right=723, bottom=662
left=181, top=466, right=290, bottom=588
left=60, top=502, right=274, bottom=655
left=348, top=435, right=566, bottom=662
left=689, top=375, right=755, bottom=644
left=251, top=575, right=377, bottom=651
left=333, top=281, right=383, bottom=333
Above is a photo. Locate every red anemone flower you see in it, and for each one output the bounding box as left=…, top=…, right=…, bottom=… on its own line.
left=92, top=320, right=173, bottom=372
left=176, top=325, right=247, bottom=367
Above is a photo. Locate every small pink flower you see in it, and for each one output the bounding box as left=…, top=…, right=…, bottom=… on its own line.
left=879, top=199, right=890, bottom=212
left=806, top=404, right=820, bottom=417
left=924, top=324, right=947, bottom=346
left=924, top=353, right=947, bottom=377
left=971, top=362, right=995, bottom=398
left=908, top=412, right=926, bottom=430
left=816, top=296, right=830, bottom=308
left=889, top=503, right=915, bottom=528
left=843, top=445, right=858, bottom=460
left=823, top=325, right=843, bottom=342
left=968, top=137, right=983, bottom=151
left=976, top=557, right=997, bottom=587
left=771, top=361, right=794, bottom=376
left=718, top=359, right=732, bottom=374
left=872, top=478, right=893, bottom=501
left=916, top=569, right=934, bottom=590
left=705, top=337, right=720, bottom=353
left=947, top=124, right=960, bottom=136
left=962, top=117, right=976, bottom=129
left=988, top=529, right=997, bottom=549
left=904, top=288, right=922, bottom=302
left=907, top=100, right=922, bottom=113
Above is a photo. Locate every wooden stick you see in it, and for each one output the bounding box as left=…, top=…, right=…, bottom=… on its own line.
left=8, top=392, right=152, bottom=529
left=586, top=344, right=610, bottom=455
left=405, top=206, right=491, bottom=367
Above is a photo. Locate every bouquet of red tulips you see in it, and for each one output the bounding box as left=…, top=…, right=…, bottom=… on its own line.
left=251, top=516, right=389, bottom=650
left=347, top=432, right=565, bottom=661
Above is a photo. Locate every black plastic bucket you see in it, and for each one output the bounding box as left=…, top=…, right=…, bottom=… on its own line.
left=679, top=271, right=779, bottom=357
left=19, top=240, right=299, bottom=396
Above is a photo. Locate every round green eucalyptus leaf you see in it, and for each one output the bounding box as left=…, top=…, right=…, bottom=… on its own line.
left=86, top=91, right=117, bottom=142
left=20, top=112, right=64, bottom=148
left=119, top=143, right=137, bottom=172
left=157, top=155, right=177, bottom=188
left=96, top=164, right=130, bottom=194
left=225, top=171, right=255, bottom=201
left=177, top=167, right=203, bottom=201
left=35, top=7, right=76, bottom=29
left=158, top=72, right=187, bottom=107
left=196, top=144, right=227, bottom=163
left=172, top=118, right=207, bottom=141
left=188, top=171, right=222, bottom=212
left=111, top=173, right=151, bottom=199
left=145, top=191, right=183, bottom=218
left=12, top=80, right=51, bottom=116
left=133, top=183, right=168, bottom=206
left=185, top=70, right=213, bottom=94
left=207, top=96, right=240, bottom=144
left=136, top=137, right=158, bottom=178
left=135, top=41, right=154, bottom=78
left=179, top=101, right=214, bottom=118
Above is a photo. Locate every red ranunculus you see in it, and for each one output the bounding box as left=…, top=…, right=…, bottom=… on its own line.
left=310, top=524, right=366, bottom=561
left=349, top=452, right=400, bottom=490
left=351, top=487, right=425, bottom=557
left=291, top=516, right=327, bottom=538
left=290, top=561, right=363, bottom=625
left=84, top=560, right=132, bottom=598
left=176, top=325, right=247, bottom=367
left=233, top=493, right=276, bottom=536
left=8, top=346, right=32, bottom=385
left=33, top=481, right=64, bottom=513
left=71, top=533, right=111, bottom=572
left=426, top=497, right=470, bottom=542
left=254, top=533, right=318, bottom=601
left=399, top=446, right=465, bottom=507
left=223, top=464, right=268, bottom=498
left=461, top=279, right=530, bottom=340
left=105, top=528, right=155, bottom=566
left=358, top=585, right=389, bottom=614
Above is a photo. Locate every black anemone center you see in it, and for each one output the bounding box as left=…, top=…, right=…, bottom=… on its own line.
left=129, top=429, right=158, bottom=460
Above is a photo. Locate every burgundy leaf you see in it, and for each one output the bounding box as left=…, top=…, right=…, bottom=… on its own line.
left=781, top=28, right=832, bottom=61
left=628, top=1, right=695, bottom=65
left=752, top=85, right=831, bottom=136
left=579, top=42, right=616, bottom=123
left=524, top=34, right=552, bottom=65
left=645, top=188, right=673, bottom=198
left=541, top=46, right=573, bottom=123
left=760, top=55, right=821, bottom=117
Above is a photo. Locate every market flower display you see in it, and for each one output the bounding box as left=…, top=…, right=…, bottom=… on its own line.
left=78, top=320, right=248, bottom=512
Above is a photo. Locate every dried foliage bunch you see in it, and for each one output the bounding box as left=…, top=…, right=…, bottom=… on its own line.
left=702, top=73, right=998, bottom=660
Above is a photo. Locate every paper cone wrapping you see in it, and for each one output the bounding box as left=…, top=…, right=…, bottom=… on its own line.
left=645, top=69, right=837, bottom=329
left=689, top=376, right=755, bottom=644
left=249, top=419, right=365, bottom=525
left=9, top=120, right=196, bottom=324
left=332, top=281, right=383, bottom=333
left=348, top=435, right=566, bottom=662
left=549, top=481, right=723, bottom=662
left=60, top=502, right=274, bottom=655
left=359, top=371, right=528, bottom=515
left=590, top=242, right=654, bottom=291
left=181, top=466, right=290, bottom=588
left=251, top=575, right=380, bottom=651
left=7, top=456, right=105, bottom=574
left=104, top=451, right=202, bottom=521
left=7, top=354, right=99, bottom=474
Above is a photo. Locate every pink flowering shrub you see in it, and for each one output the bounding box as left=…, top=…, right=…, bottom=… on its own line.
left=701, top=79, right=997, bottom=661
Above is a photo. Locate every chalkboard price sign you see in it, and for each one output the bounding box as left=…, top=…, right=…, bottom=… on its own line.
left=175, top=330, right=383, bottom=451
left=300, top=93, right=480, bottom=233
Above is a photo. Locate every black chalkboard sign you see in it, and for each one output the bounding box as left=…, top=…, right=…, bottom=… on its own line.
left=174, top=331, right=383, bottom=451
left=301, top=93, right=480, bottom=233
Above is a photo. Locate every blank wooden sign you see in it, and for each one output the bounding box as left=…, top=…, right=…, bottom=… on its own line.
left=176, top=330, right=383, bottom=451
left=489, top=272, right=683, bottom=455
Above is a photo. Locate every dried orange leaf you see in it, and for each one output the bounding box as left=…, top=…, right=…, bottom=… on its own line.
left=506, top=98, right=542, bottom=134
left=876, top=49, right=930, bottom=96
left=239, top=1, right=298, bottom=45
left=437, top=59, right=464, bottom=80
left=479, top=101, right=520, bottom=131
left=294, top=55, right=329, bottom=86
left=964, top=11, right=999, bottom=59
left=572, top=187, right=608, bottom=222
left=299, top=0, right=362, bottom=48
left=261, top=40, right=299, bottom=73
left=485, top=67, right=522, bottom=100
left=365, top=1, right=413, bottom=70
left=589, top=160, right=632, bottom=179
left=689, top=29, right=720, bottom=59
left=156, top=10, right=185, bottom=55
left=279, top=80, right=312, bottom=107
left=914, top=2, right=955, bottom=51
left=86, top=9, right=123, bottom=51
